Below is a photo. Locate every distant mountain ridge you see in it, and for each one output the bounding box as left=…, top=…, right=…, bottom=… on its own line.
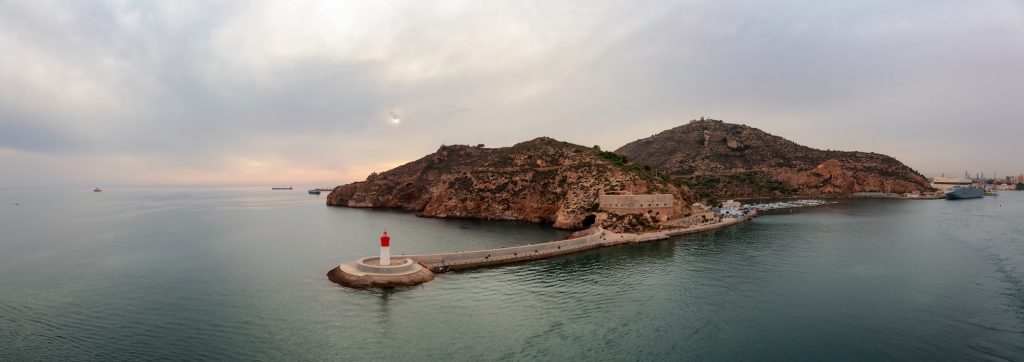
left=327, top=137, right=694, bottom=229
left=615, top=119, right=932, bottom=198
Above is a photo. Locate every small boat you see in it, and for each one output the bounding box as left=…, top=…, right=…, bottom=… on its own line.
left=93, top=187, right=102, bottom=192
left=308, top=189, right=321, bottom=195
left=271, top=186, right=293, bottom=190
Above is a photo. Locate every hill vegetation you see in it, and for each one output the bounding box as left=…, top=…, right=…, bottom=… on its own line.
left=327, top=137, right=694, bottom=229
left=615, top=119, right=933, bottom=199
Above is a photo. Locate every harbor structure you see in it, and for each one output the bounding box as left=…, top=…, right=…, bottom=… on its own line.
left=598, top=192, right=676, bottom=220
left=328, top=211, right=757, bottom=289
left=328, top=230, right=435, bottom=288
left=329, top=192, right=771, bottom=289
left=717, top=200, right=744, bottom=217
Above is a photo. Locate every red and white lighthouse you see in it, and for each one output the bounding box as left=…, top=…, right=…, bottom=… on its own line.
left=379, top=230, right=391, bottom=266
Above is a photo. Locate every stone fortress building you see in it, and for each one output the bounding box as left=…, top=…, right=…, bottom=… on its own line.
left=598, top=192, right=676, bottom=220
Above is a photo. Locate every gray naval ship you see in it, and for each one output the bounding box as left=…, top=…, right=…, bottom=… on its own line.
left=945, top=186, right=984, bottom=200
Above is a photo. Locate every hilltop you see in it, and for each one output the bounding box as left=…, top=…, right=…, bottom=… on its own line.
left=615, top=119, right=932, bottom=199
left=327, top=137, right=694, bottom=229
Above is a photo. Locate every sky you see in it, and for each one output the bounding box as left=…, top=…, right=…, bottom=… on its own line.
left=1, top=0, right=1022, bottom=187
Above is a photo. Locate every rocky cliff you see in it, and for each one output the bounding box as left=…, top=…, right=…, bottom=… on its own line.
left=327, top=137, right=694, bottom=229
left=615, top=119, right=932, bottom=199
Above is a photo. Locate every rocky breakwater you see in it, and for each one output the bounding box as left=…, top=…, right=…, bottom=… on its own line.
left=327, top=137, right=695, bottom=229
left=615, top=119, right=933, bottom=199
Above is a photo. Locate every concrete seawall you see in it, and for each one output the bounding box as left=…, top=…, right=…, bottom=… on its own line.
left=329, top=256, right=435, bottom=288
left=589, top=215, right=750, bottom=246
left=330, top=213, right=756, bottom=288
left=353, top=257, right=419, bottom=274
left=402, top=228, right=609, bottom=271
left=400, top=214, right=754, bottom=272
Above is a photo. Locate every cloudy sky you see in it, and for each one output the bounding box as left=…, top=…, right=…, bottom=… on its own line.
left=1, top=0, right=1022, bottom=187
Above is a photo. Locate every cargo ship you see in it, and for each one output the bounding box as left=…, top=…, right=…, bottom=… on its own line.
left=271, top=186, right=293, bottom=190
left=945, top=186, right=983, bottom=200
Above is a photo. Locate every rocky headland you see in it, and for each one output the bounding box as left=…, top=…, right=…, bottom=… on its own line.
left=327, top=137, right=695, bottom=229
left=615, top=119, right=933, bottom=199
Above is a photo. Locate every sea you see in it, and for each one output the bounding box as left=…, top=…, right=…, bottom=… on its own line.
left=1, top=186, right=1022, bottom=361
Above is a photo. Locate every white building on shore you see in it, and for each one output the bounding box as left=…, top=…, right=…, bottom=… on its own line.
left=931, top=177, right=973, bottom=191
left=717, top=200, right=744, bottom=217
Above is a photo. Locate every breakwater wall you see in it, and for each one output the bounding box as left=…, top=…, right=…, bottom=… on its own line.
left=403, top=229, right=608, bottom=271
left=330, top=214, right=756, bottom=288
left=401, top=214, right=755, bottom=272
left=603, top=214, right=752, bottom=243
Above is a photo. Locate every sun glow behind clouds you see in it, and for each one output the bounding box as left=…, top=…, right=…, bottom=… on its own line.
left=389, top=110, right=402, bottom=126
left=0, top=1, right=1022, bottom=186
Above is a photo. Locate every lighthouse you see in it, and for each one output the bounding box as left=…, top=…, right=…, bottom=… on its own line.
left=379, top=230, right=391, bottom=266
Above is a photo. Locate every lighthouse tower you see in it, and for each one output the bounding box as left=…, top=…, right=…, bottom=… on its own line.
left=379, top=230, right=391, bottom=266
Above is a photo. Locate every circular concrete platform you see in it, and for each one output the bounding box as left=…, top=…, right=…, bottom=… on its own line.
left=327, top=257, right=435, bottom=288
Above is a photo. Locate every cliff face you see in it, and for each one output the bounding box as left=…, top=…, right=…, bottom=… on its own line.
left=615, top=119, right=932, bottom=198
left=327, top=137, right=694, bottom=229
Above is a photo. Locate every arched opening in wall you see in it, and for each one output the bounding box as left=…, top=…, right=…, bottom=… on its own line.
left=581, top=214, right=597, bottom=228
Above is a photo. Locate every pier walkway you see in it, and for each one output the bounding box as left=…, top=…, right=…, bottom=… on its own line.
left=400, top=214, right=753, bottom=272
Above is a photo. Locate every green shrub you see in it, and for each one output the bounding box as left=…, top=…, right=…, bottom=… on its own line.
left=597, top=151, right=628, bottom=166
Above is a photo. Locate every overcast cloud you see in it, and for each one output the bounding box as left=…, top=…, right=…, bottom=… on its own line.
left=1, top=0, right=1022, bottom=186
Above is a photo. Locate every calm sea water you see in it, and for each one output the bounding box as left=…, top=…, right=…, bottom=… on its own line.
left=1, top=186, right=1022, bottom=361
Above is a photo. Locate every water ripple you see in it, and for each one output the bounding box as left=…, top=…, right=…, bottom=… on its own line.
left=4, top=189, right=1024, bottom=360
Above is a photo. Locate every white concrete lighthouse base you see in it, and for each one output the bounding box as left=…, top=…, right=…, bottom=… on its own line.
left=380, top=246, right=390, bottom=266
left=328, top=257, right=435, bottom=288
